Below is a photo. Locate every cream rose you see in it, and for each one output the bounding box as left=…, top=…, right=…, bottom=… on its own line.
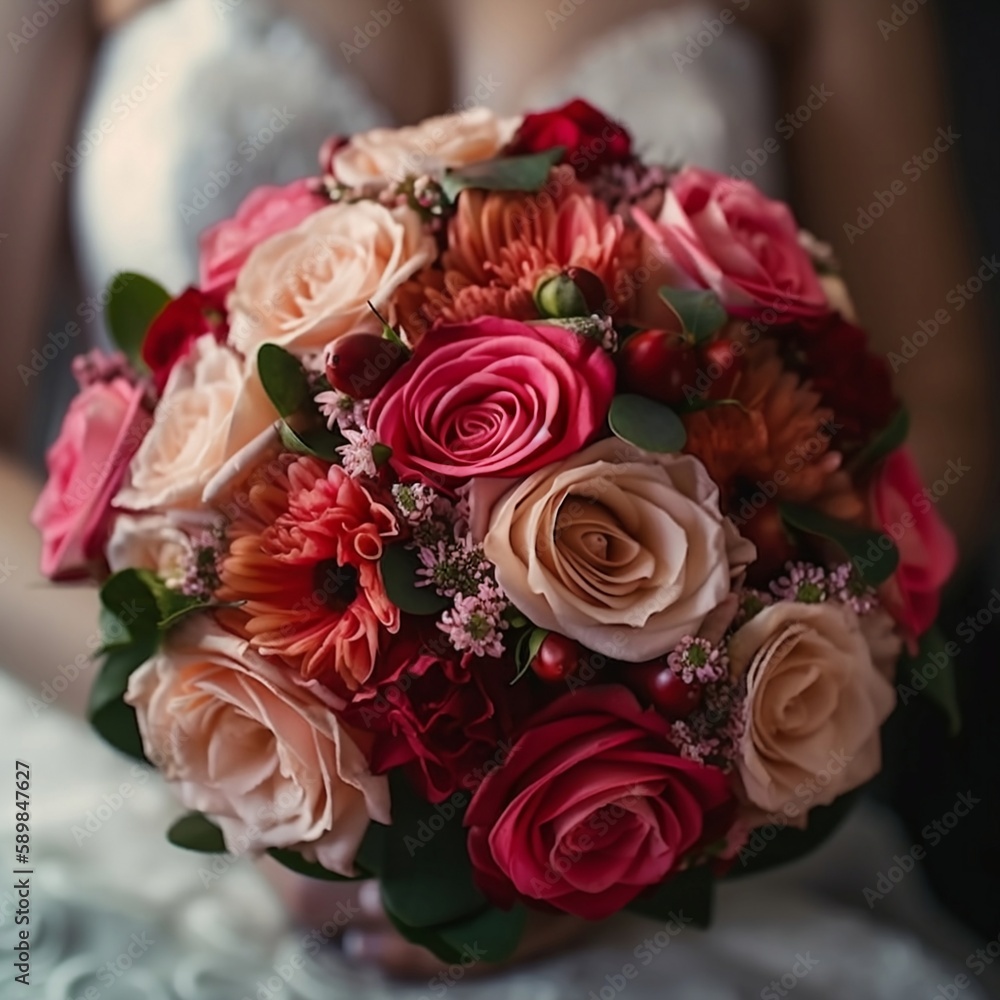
left=227, top=201, right=435, bottom=357
left=107, top=514, right=198, bottom=584
left=473, top=439, right=754, bottom=662
left=728, top=601, right=896, bottom=814
left=331, top=108, right=521, bottom=187
left=115, top=335, right=273, bottom=512
left=125, top=621, right=389, bottom=876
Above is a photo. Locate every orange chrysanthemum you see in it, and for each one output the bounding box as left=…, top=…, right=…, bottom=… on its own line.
left=684, top=338, right=863, bottom=516
left=217, top=456, right=399, bottom=691
left=396, top=165, right=643, bottom=337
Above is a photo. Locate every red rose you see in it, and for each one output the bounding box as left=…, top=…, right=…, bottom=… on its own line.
left=369, top=317, right=616, bottom=486
left=142, top=288, right=227, bottom=394
left=465, top=685, right=733, bottom=920
left=871, top=449, right=957, bottom=645
left=345, top=630, right=542, bottom=804
left=794, top=316, right=897, bottom=452
left=636, top=167, right=829, bottom=322
left=507, top=99, right=632, bottom=178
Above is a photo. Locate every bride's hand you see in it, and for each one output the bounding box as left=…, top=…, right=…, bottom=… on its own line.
left=261, top=859, right=588, bottom=980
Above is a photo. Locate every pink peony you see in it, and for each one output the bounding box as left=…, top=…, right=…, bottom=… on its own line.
left=636, top=167, right=829, bottom=322
left=369, top=318, right=616, bottom=486
left=198, top=178, right=327, bottom=298
left=32, top=365, right=150, bottom=580
left=870, top=448, right=958, bottom=644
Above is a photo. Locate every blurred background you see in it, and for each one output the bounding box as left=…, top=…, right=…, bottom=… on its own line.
left=0, top=0, right=997, bottom=996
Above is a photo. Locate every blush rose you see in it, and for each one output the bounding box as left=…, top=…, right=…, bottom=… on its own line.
left=198, top=178, right=327, bottom=298
left=126, top=620, right=389, bottom=877
left=472, top=440, right=755, bottom=662
left=728, top=601, right=896, bottom=815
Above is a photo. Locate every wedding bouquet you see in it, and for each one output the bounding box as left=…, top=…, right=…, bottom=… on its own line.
left=33, top=99, right=960, bottom=960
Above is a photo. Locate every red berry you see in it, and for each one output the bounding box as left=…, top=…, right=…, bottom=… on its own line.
left=626, top=660, right=703, bottom=720
left=617, top=329, right=699, bottom=406
left=531, top=634, right=580, bottom=683
left=698, top=338, right=743, bottom=399
left=326, top=332, right=407, bottom=399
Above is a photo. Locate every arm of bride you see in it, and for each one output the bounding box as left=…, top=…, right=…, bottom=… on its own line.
left=782, top=0, right=995, bottom=551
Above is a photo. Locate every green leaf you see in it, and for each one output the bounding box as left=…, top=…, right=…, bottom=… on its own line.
left=371, top=443, right=393, bottom=468
left=266, top=849, right=363, bottom=881
left=658, top=286, right=727, bottom=344
left=167, top=813, right=227, bottom=853
left=853, top=407, right=910, bottom=470
left=440, top=148, right=564, bottom=203
left=257, top=344, right=311, bottom=419
left=380, top=545, right=450, bottom=616
left=437, top=904, right=527, bottom=963
left=378, top=771, right=485, bottom=928
left=512, top=627, right=548, bottom=682
left=779, top=503, right=899, bottom=587
left=277, top=422, right=346, bottom=461
left=627, top=865, right=714, bottom=927
left=725, top=791, right=858, bottom=878
left=608, top=395, right=688, bottom=453
left=87, top=650, right=148, bottom=761
left=899, top=627, right=961, bottom=736
left=104, top=272, right=170, bottom=367
left=382, top=907, right=467, bottom=965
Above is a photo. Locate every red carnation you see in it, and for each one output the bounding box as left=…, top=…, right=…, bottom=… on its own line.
left=345, top=628, right=543, bottom=804
left=794, top=315, right=898, bottom=453
left=142, top=287, right=227, bottom=393
left=507, top=98, right=632, bottom=178
left=465, top=685, right=733, bottom=920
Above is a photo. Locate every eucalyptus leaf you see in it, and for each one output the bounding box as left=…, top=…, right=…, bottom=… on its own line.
left=378, top=771, right=485, bottom=928
left=608, top=395, right=687, bottom=453
left=104, top=272, right=170, bottom=367
left=380, top=545, right=450, bottom=616
left=440, top=148, right=564, bottom=203
left=658, top=286, right=727, bottom=344
left=853, top=406, right=910, bottom=470
left=899, top=627, right=961, bottom=736
left=277, top=422, right=346, bottom=461
left=267, top=849, right=363, bottom=881
left=779, top=503, right=899, bottom=587
left=258, top=344, right=311, bottom=419
left=627, top=865, right=714, bottom=927
left=167, top=813, right=227, bottom=853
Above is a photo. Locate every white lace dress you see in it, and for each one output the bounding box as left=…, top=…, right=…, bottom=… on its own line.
left=32, top=0, right=994, bottom=996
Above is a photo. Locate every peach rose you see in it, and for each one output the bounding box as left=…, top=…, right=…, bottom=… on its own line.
left=330, top=108, right=520, bottom=187
left=728, top=601, right=896, bottom=815
left=227, top=201, right=435, bottom=357
left=116, top=335, right=273, bottom=511
left=472, top=439, right=755, bottom=662
left=125, top=621, right=389, bottom=876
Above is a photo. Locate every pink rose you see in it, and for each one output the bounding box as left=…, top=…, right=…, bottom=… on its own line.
left=198, top=178, right=326, bottom=298
left=32, top=369, right=150, bottom=580
left=465, top=685, right=733, bottom=920
left=126, top=620, right=389, bottom=877
left=635, top=167, right=829, bottom=322
left=870, top=448, right=957, bottom=642
left=369, top=318, right=616, bottom=485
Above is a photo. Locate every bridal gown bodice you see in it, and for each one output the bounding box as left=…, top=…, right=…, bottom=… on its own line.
left=26, top=0, right=991, bottom=997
